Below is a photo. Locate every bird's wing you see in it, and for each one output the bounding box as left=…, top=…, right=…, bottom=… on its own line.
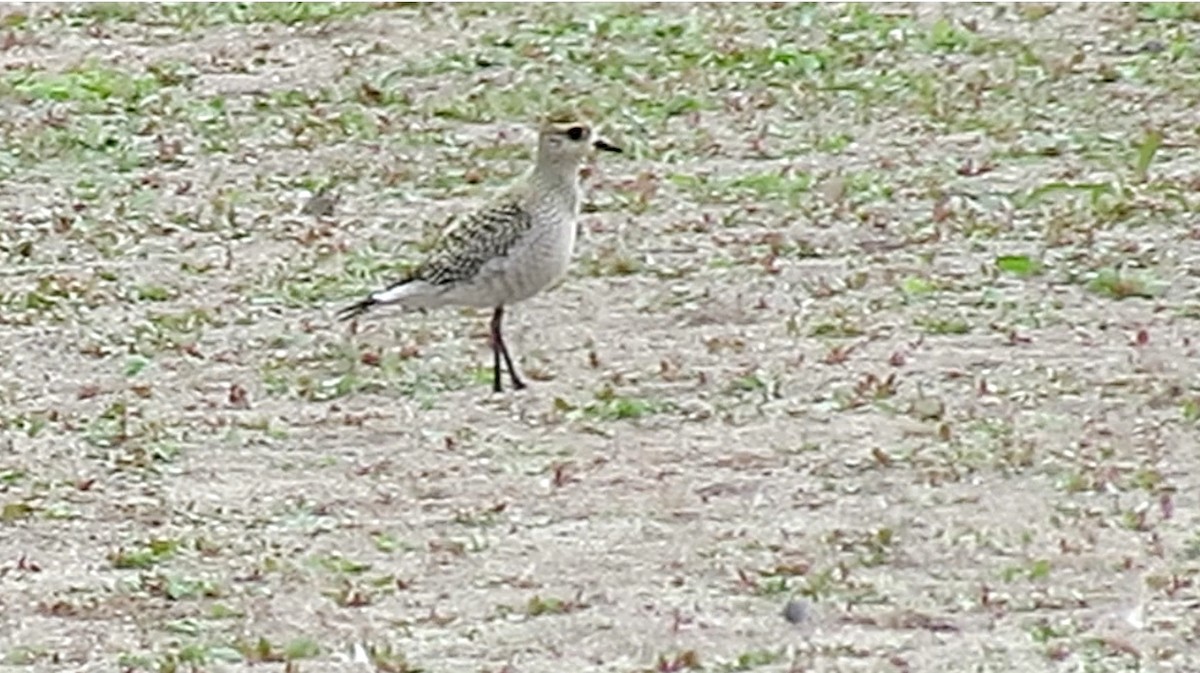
left=413, top=197, right=535, bottom=286
left=335, top=197, right=534, bottom=322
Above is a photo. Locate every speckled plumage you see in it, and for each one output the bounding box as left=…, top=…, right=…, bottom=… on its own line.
left=335, top=121, right=621, bottom=392
left=415, top=200, right=535, bottom=287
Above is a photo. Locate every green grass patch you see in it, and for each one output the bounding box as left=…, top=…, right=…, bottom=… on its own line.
left=995, top=255, right=1043, bottom=277
left=63, top=2, right=372, bottom=28
left=1086, top=269, right=1160, bottom=300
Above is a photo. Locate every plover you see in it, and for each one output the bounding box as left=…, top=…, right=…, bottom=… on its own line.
left=336, top=121, right=621, bottom=392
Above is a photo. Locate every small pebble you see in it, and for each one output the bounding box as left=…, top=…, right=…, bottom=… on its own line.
left=301, top=188, right=340, bottom=218
left=783, top=598, right=811, bottom=625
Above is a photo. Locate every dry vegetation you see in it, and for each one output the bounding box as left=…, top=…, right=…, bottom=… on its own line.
left=1, top=3, right=1199, bottom=672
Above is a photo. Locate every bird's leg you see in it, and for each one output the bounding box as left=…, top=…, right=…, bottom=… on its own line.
left=491, top=344, right=502, bottom=394
left=490, top=306, right=526, bottom=391
left=489, top=307, right=504, bottom=393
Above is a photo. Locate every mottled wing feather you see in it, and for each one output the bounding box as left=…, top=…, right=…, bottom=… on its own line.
left=333, top=197, right=534, bottom=321
left=415, top=199, right=534, bottom=286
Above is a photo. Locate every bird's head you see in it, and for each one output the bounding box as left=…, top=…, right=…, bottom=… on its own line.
left=537, top=120, right=622, bottom=165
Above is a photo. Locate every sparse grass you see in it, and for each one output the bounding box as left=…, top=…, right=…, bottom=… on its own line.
left=719, top=649, right=785, bottom=672
left=1086, top=268, right=1160, bottom=300
left=60, top=2, right=374, bottom=28
left=109, top=538, right=179, bottom=570
left=561, top=385, right=670, bottom=422
left=4, top=646, right=55, bottom=666
left=1, top=61, right=165, bottom=107
left=669, top=171, right=813, bottom=207
left=914, top=313, right=972, bottom=336
left=2, top=3, right=1199, bottom=672
left=994, top=254, right=1043, bottom=278
left=522, top=594, right=583, bottom=617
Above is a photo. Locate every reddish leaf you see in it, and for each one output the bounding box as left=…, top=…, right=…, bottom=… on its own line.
left=228, top=383, right=249, bottom=409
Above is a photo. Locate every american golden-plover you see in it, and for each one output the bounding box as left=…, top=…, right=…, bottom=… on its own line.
left=336, top=121, right=621, bottom=392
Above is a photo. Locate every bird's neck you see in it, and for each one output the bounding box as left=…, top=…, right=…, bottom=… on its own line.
left=529, top=161, right=581, bottom=210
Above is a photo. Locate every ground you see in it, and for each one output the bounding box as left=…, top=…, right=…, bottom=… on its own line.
left=1, top=3, right=1199, bottom=672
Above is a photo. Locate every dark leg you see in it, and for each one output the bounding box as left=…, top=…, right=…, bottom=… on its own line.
left=491, top=323, right=503, bottom=393
left=489, top=306, right=526, bottom=392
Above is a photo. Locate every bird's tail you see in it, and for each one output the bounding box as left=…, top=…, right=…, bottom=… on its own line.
left=335, top=296, right=378, bottom=322
left=335, top=278, right=427, bottom=322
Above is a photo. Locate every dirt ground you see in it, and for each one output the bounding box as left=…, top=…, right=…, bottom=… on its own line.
left=1, top=3, right=1199, bottom=672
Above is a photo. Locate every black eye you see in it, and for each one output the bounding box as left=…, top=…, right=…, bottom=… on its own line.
left=566, top=126, right=585, bottom=141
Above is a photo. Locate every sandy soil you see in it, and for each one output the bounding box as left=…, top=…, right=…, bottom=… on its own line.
left=1, top=3, right=1198, bottom=672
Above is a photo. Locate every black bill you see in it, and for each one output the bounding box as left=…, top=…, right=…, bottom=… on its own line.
left=592, top=139, right=622, bottom=153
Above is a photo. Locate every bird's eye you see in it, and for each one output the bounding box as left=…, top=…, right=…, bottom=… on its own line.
left=565, top=126, right=586, bottom=141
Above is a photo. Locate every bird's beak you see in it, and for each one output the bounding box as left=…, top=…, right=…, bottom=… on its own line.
left=592, top=138, right=622, bottom=153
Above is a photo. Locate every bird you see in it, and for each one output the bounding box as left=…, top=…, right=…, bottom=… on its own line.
left=335, top=120, right=622, bottom=393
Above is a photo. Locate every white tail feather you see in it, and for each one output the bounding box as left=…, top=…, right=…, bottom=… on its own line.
left=369, top=280, right=445, bottom=310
